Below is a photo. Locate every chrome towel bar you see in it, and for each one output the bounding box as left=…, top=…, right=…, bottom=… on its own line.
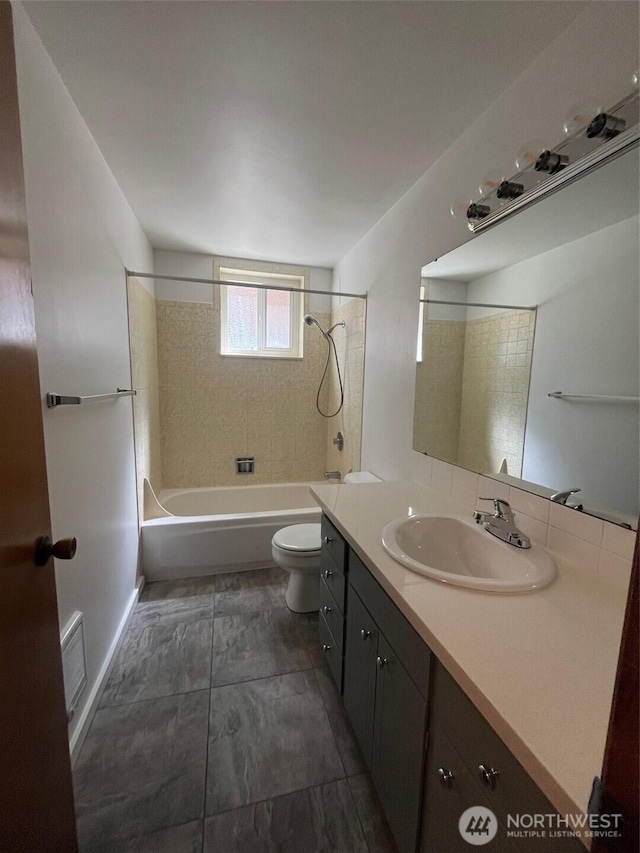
left=46, top=388, right=137, bottom=408
left=548, top=391, right=639, bottom=402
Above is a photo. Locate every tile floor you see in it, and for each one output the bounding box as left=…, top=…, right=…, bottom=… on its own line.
left=73, top=567, right=397, bottom=852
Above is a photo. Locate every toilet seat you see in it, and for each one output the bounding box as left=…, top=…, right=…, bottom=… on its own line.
left=272, top=523, right=321, bottom=555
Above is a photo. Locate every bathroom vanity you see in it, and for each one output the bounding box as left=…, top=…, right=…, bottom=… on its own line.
left=312, top=481, right=629, bottom=853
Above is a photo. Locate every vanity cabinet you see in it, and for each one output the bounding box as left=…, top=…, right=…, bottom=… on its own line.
left=344, top=552, right=431, bottom=853
left=420, top=662, right=584, bottom=853
left=318, top=512, right=583, bottom=853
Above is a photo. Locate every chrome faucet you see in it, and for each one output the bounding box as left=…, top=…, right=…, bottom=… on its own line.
left=473, top=497, right=531, bottom=549
left=550, top=488, right=583, bottom=510
left=324, top=471, right=341, bottom=480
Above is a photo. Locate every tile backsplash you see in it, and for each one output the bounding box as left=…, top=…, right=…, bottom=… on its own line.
left=416, top=457, right=635, bottom=592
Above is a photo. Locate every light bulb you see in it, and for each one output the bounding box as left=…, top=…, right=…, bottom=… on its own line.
left=563, top=101, right=601, bottom=136
left=450, top=198, right=472, bottom=223
left=478, top=170, right=504, bottom=197
left=515, top=140, right=546, bottom=172
left=632, top=68, right=639, bottom=90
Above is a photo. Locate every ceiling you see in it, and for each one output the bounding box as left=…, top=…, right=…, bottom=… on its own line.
left=24, top=1, right=587, bottom=268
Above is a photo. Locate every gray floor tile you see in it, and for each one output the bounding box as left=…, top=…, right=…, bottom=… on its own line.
left=211, top=609, right=314, bottom=687
left=214, top=567, right=288, bottom=616
left=82, top=820, right=203, bottom=853
left=137, top=577, right=217, bottom=625
left=74, top=691, right=209, bottom=848
left=348, top=774, right=398, bottom=853
left=315, top=666, right=367, bottom=776
left=203, top=779, right=368, bottom=853
left=206, top=670, right=344, bottom=814
left=100, top=618, right=213, bottom=707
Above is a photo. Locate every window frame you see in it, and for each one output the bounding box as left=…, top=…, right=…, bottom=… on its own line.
left=218, top=266, right=306, bottom=359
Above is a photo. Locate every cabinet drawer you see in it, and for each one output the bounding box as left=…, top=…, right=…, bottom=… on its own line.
left=319, top=578, right=344, bottom=656
left=320, top=560, right=345, bottom=609
left=349, top=551, right=431, bottom=699
left=320, top=515, right=346, bottom=574
left=319, top=610, right=343, bottom=690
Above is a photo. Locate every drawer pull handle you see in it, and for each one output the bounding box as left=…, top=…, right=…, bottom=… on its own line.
left=322, top=606, right=332, bottom=615
left=324, top=536, right=334, bottom=544
left=323, top=644, right=332, bottom=653
left=360, top=629, right=371, bottom=640
left=438, top=768, right=454, bottom=789
left=323, top=570, right=334, bottom=579
left=478, top=764, right=499, bottom=789
left=376, top=656, right=389, bottom=669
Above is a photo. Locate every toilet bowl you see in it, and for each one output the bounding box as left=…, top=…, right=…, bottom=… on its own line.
left=271, top=523, right=321, bottom=613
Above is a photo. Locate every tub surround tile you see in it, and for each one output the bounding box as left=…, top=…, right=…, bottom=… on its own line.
left=315, top=666, right=367, bottom=777
left=214, top=566, right=288, bottom=616
left=100, top=618, right=213, bottom=707
left=205, top=670, right=344, bottom=814
left=348, top=774, right=398, bottom=853
left=211, top=609, right=316, bottom=686
left=82, top=820, right=203, bottom=853
left=74, top=691, right=209, bottom=848
left=203, top=779, right=368, bottom=853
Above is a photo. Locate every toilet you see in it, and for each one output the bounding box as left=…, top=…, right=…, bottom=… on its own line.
left=271, top=472, right=382, bottom=613
left=271, top=523, right=322, bottom=613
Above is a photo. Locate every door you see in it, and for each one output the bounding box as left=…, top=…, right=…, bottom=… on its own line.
left=0, top=4, right=78, bottom=850
left=372, top=633, right=428, bottom=853
left=343, top=586, right=379, bottom=767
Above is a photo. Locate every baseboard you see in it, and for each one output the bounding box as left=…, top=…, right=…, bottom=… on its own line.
left=68, top=576, right=144, bottom=766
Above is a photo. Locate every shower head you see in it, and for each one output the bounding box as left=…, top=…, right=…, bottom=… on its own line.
left=304, top=314, right=326, bottom=335
left=304, top=314, right=346, bottom=337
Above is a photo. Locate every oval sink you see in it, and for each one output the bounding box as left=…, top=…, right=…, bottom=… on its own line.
left=381, top=515, right=556, bottom=592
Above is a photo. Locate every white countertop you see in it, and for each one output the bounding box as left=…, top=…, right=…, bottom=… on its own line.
left=311, top=480, right=627, bottom=820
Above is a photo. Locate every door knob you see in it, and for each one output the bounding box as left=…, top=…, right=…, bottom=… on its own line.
left=35, top=536, right=77, bottom=566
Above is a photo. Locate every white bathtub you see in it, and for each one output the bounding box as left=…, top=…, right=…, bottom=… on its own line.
left=141, top=482, right=323, bottom=581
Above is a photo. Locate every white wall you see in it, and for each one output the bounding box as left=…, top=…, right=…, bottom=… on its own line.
left=333, top=2, right=639, bottom=486
left=13, top=3, right=154, bottom=750
left=154, top=249, right=332, bottom=314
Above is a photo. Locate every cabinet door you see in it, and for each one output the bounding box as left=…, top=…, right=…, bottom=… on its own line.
left=372, top=634, right=429, bottom=853
left=421, top=725, right=521, bottom=853
left=343, top=586, right=379, bottom=767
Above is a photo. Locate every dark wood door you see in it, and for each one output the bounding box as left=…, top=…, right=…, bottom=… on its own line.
left=343, top=586, right=379, bottom=767
left=373, top=633, right=428, bottom=853
left=0, top=3, right=78, bottom=850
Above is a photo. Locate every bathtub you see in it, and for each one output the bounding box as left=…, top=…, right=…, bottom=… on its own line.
left=141, top=482, right=323, bottom=581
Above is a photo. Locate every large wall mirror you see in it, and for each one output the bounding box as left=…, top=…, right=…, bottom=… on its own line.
left=413, top=146, right=639, bottom=529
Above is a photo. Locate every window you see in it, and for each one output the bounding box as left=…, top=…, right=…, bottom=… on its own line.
left=219, top=266, right=305, bottom=358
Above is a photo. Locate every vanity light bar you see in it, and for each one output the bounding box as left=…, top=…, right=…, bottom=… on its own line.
left=465, top=90, right=639, bottom=234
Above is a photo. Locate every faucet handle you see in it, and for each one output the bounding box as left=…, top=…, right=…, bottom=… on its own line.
left=550, top=488, right=581, bottom=505
left=478, top=496, right=511, bottom=518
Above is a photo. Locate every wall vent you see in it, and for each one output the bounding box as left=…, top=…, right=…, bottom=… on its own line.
left=60, top=611, right=87, bottom=723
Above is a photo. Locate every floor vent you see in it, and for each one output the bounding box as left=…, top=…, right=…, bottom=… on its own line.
left=60, top=611, right=87, bottom=723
